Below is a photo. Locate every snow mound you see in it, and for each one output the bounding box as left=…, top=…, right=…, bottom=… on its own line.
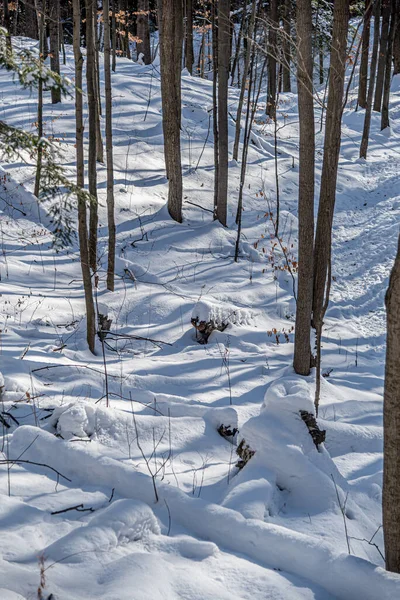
left=51, top=401, right=96, bottom=440
left=45, top=499, right=160, bottom=563
left=0, top=590, right=25, bottom=600
left=191, top=298, right=255, bottom=328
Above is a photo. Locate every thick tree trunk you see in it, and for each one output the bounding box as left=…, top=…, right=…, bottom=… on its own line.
left=360, top=0, right=381, bottom=158
left=312, top=0, right=350, bottom=412
left=383, top=235, right=400, bottom=573
left=233, top=0, right=256, bottom=162
left=282, top=0, right=291, bottom=92
left=185, top=0, right=194, bottom=73
left=266, top=0, right=278, bottom=119
left=160, top=0, right=183, bottom=223
left=103, top=0, right=116, bottom=292
left=358, top=0, right=373, bottom=109
left=73, top=0, right=96, bottom=354
left=394, top=1, right=400, bottom=74
left=381, top=0, right=397, bottom=129
left=137, top=0, right=151, bottom=64
left=216, top=0, right=230, bottom=227
left=86, top=0, right=99, bottom=270
left=294, top=0, right=315, bottom=377
left=49, top=0, right=61, bottom=104
left=374, top=0, right=391, bottom=112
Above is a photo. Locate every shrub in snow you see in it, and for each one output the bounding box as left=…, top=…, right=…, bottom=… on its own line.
left=191, top=299, right=253, bottom=343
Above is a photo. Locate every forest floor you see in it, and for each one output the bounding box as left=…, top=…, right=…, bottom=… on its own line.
left=0, top=38, right=400, bottom=599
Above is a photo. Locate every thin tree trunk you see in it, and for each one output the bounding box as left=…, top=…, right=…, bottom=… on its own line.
left=266, top=0, right=278, bottom=119
left=160, top=0, right=183, bottom=223
left=374, top=0, right=391, bottom=111
left=112, top=0, right=117, bottom=71
left=312, top=0, right=350, bottom=413
left=360, top=0, right=381, bottom=158
left=282, top=0, right=291, bottom=92
left=34, top=0, right=45, bottom=199
left=103, top=0, right=116, bottom=291
left=93, top=0, right=104, bottom=163
left=124, top=0, right=131, bottom=59
left=358, top=0, right=373, bottom=109
left=49, top=0, right=61, bottom=104
left=230, top=4, right=245, bottom=86
left=232, top=0, right=256, bottom=162
left=216, top=0, right=230, bottom=227
left=212, top=0, right=219, bottom=218
left=73, top=0, right=96, bottom=354
left=381, top=0, right=397, bottom=129
left=3, top=0, right=12, bottom=49
left=383, top=235, right=400, bottom=574
left=86, top=0, right=98, bottom=270
left=294, top=0, right=315, bottom=377
left=185, top=0, right=194, bottom=73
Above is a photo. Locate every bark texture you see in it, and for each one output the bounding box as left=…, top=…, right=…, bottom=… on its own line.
left=137, top=0, right=151, bottom=64
left=216, top=0, right=230, bottom=226
left=383, top=235, right=400, bottom=573
left=49, top=0, right=61, bottom=104
left=294, top=0, right=315, bottom=376
left=358, top=0, right=373, bottom=109
left=374, top=0, right=391, bottom=112
left=160, top=0, right=183, bottom=223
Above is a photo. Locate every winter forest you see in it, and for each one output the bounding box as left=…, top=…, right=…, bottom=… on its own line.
left=0, top=0, right=399, bottom=598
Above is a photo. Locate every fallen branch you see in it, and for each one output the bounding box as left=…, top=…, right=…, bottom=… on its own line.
left=0, top=459, right=71, bottom=482
left=51, top=503, right=94, bottom=515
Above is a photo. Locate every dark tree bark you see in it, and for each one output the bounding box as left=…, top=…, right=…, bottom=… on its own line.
left=216, top=0, right=230, bottom=226
left=73, top=0, right=96, bottom=354
left=374, top=0, right=391, bottom=112
left=103, top=0, right=116, bottom=291
left=137, top=0, right=151, bottom=64
left=312, top=0, right=350, bottom=413
left=381, top=0, right=398, bottom=129
left=49, top=0, right=61, bottom=104
left=394, top=1, right=400, bottom=74
left=233, top=0, right=256, bottom=162
left=266, top=0, right=278, bottom=119
left=86, top=0, right=99, bottom=270
left=112, top=0, right=117, bottom=71
left=212, top=0, right=219, bottom=218
left=160, top=0, right=183, bottom=222
left=360, top=0, right=381, bottom=158
left=294, top=0, right=315, bottom=377
left=34, top=0, right=45, bottom=199
left=282, top=0, right=291, bottom=93
left=383, top=235, right=400, bottom=573
left=185, top=0, right=194, bottom=73
left=3, top=0, right=12, bottom=49
left=358, top=0, right=373, bottom=109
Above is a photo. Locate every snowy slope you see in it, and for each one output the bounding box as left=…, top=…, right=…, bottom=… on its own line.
left=0, top=37, right=399, bottom=599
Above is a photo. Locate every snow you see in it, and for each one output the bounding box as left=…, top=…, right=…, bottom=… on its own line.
left=0, top=32, right=399, bottom=599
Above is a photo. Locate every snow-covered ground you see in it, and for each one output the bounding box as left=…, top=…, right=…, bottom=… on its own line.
left=0, top=37, right=399, bottom=599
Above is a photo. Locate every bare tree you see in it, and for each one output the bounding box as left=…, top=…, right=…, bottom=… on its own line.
left=73, top=0, right=96, bottom=354
left=266, top=0, right=278, bottom=120
left=86, top=0, right=99, bottom=270
left=49, top=0, right=61, bottom=104
left=358, top=0, right=373, bottom=109
left=383, top=235, right=400, bottom=573
left=360, top=0, right=381, bottom=159
left=381, top=0, right=398, bottom=129
left=34, top=0, right=45, bottom=198
left=185, top=0, right=194, bottom=73
left=374, top=0, right=391, bottom=112
left=216, top=0, right=230, bottom=226
left=312, top=0, right=350, bottom=413
left=137, top=0, right=151, bottom=64
left=160, top=0, right=183, bottom=222
left=212, top=0, right=219, bottom=218
left=104, top=0, right=116, bottom=292
left=293, top=0, right=315, bottom=376
left=282, top=0, right=291, bottom=93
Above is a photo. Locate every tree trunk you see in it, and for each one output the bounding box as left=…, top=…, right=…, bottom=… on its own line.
left=383, top=235, right=400, bottom=573
left=73, top=0, right=96, bottom=354
left=230, top=4, right=245, bottom=86
left=34, top=0, right=45, bottom=199
left=294, top=0, right=315, bottom=377
left=360, top=0, right=381, bottom=158
left=3, top=0, right=12, bottom=49
left=312, top=0, right=350, bottom=413
left=374, top=0, right=391, bottom=112
left=137, top=0, right=151, bottom=64
left=185, top=0, right=194, bottom=73
left=282, top=0, right=291, bottom=92
left=266, top=0, right=278, bottom=119
left=381, top=0, right=397, bottom=129
left=232, top=0, right=256, bottom=162
left=112, top=0, right=117, bottom=71
left=358, top=0, right=373, bottom=109
left=103, top=0, right=116, bottom=292
left=216, top=0, right=230, bottom=227
left=160, top=0, right=183, bottom=223
left=86, top=0, right=98, bottom=270
left=124, top=0, right=131, bottom=59
left=394, top=0, right=400, bottom=74
left=212, top=0, right=219, bottom=218
left=49, top=0, right=61, bottom=104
